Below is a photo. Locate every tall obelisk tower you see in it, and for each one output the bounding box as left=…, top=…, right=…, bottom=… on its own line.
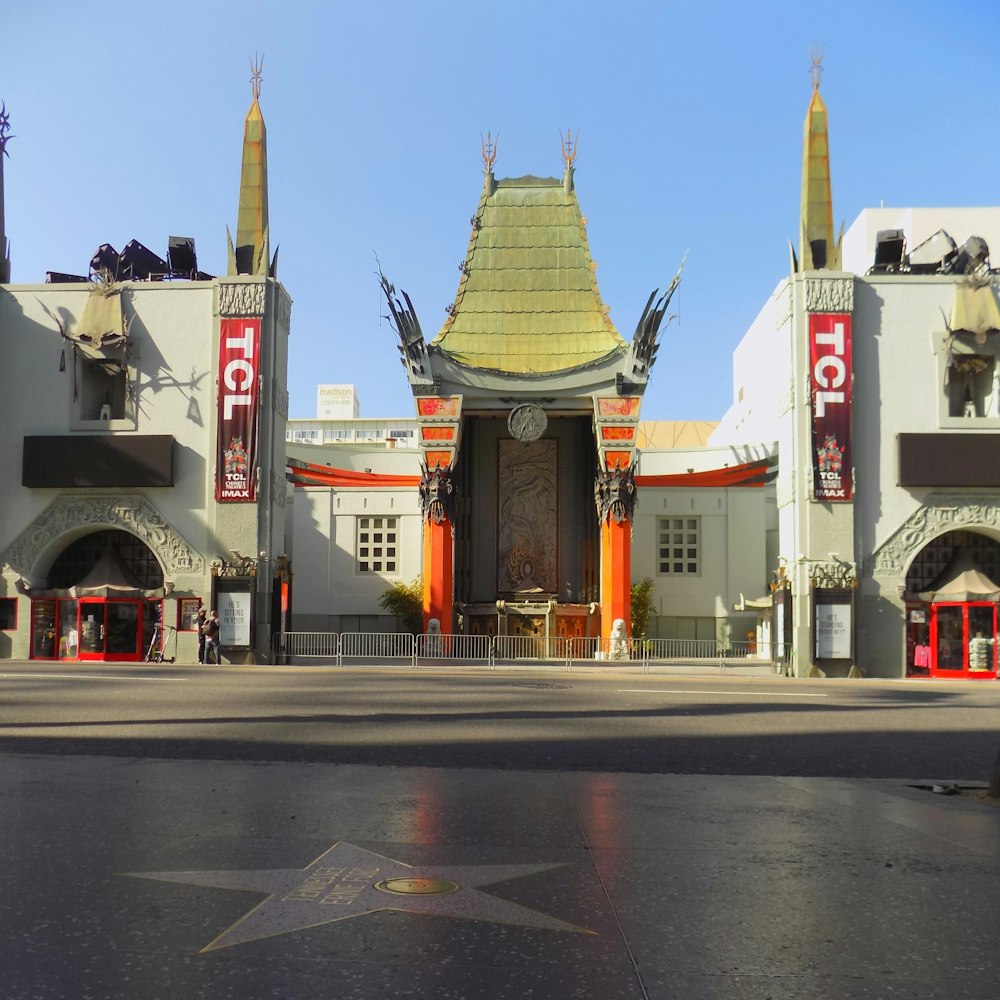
left=799, top=51, right=841, bottom=271
left=229, top=57, right=271, bottom=276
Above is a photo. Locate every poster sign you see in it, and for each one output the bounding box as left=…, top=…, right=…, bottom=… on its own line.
left=815, top=602, right=852, bottom=659
left=218, top=590, right=252, bottom=647
left=809, top=313, right=853, bottom=501
left=217, top=317, right=262, bottom=502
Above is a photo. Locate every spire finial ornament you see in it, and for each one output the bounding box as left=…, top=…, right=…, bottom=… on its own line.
left=481, top=131, right=498, bottom=172
left=250, top=53, right=264, bottom=101
left=809, top=46, right=823, bottom=91
left=0, top=102, right=13, bottom=157
left=0, top=102, right=11, bottom=283
left=560, top=129, right=578, bottom=170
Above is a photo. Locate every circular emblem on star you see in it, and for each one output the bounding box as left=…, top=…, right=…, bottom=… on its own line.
left=375, top=877, right=460, bottom=896
left=507, top=404, right=547, bottom=442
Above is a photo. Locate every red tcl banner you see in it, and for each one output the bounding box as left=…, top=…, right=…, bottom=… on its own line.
left=809, top=313, right=853, bottom=501
left=216, top=318, right=261, bottom=502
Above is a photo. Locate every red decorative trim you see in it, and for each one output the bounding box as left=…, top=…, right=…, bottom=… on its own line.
left=635, top=458, right=772, bottom=489
left=287, top=459, right=420, bottom=489
left=416, top=397, right=461, bottom=417
left=601, top=426, right=636, bottom=442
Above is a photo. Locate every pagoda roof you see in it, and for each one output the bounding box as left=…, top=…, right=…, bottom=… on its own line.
left=430, top=172, right=626, bottom=375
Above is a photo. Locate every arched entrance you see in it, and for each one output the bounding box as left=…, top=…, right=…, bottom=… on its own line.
left=904, top=530, right=1000, bottom=679
left=31, top=529, right=165, bottom=662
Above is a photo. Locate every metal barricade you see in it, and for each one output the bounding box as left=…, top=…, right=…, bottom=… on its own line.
left=493, top=635, right=570, bottom=669
left=339, top=631, right=415, bottom=667
left=564, top=635, right=640, bottom=668
left=414, top=632, right=493, bottom=667
left=273, top=631, right=340, bottom=663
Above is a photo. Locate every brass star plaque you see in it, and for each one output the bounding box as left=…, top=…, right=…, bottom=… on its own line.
left=125, top=841, right=593, bottom=952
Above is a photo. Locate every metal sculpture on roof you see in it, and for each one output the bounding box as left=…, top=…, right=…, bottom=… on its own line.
left=0, top=102, right=12, bottom=283
left=481, top=131, right=498, bottom=172
left=560, top=129, right=578, bottom=170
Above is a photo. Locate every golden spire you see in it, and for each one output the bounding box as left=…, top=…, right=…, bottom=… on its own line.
left=799, top=49, right=841, bottom=271
left=230, top=54, right=270, bottom=276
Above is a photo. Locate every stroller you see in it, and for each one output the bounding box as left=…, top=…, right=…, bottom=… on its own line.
left=144, top=622, right=177, bottom=663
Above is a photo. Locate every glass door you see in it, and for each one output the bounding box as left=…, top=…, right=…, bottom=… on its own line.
left=77, top=599, right=144, bottom=661
left=106, top=601, right=142, bottom=660
left=931, top=603, right=999, bottom=679
left=78, top=601, right=105, bottom=660
left=968, top=604, right=998, bottom=677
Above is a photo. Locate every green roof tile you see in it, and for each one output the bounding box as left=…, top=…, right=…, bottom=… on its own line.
left=432, top=172, right=624, bottom=374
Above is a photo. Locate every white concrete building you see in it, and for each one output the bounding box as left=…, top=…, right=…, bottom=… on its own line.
left=0, top=81, right=291, bottom=664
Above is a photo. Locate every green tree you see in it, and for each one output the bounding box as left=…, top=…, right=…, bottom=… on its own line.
left=378, top=577, right=423, bottom=634
left=630, top=577, right=655, bottom=639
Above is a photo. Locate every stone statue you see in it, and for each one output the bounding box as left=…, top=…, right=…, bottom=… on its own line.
left=609, top=618, right=629, bottom=661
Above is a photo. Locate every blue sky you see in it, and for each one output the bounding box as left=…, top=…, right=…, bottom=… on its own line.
left=4, top=2, right=998, bottom=421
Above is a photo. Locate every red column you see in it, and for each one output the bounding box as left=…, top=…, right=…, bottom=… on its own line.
left=422, top=516, right=454, bottom=633
left=600, top=517, right=631, bottom=642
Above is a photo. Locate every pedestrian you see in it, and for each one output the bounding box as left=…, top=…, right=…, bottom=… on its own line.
left=195, top=607, right=207, bottom=663
left=204, top=610, right=221, bottom=664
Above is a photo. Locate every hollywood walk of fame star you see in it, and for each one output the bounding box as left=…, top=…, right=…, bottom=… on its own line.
left=125, top=841, right=594, bottom=952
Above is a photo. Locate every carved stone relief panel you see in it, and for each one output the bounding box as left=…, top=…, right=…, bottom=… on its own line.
left=868, top=495, right=1000, bottom=578
left=497, top=439, right=557, bottom=594
left=218, top=282, right=267, bottom=317
left=275, top=288, right=292, bottom=333
left=270, top=471, right=287, bottom=507
left=1, top=495, right=204, bottom=581
left=805, top=277, right=854, bottom=314
left=272, top=380, right=289, bottom=419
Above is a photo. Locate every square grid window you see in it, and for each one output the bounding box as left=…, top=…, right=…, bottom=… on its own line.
left=658, top=517, right=700, bottom=575
left=357, top=516, right=398, bottom=574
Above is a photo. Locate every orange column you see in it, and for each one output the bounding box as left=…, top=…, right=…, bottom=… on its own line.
left=422, top=516, right=454, bottom=633
left=600, top=517, right=631, bottom=642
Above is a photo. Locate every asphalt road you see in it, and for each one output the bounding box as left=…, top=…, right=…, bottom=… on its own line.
left=1, top=662, right=999, bottom=781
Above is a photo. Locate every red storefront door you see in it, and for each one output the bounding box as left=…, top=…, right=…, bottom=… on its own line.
left=930, top=603, right=998, bottom=679
left=77, top=599, right=143, bottom=661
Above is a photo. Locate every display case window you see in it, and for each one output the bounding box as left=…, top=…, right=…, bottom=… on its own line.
left=31, top=600, right=58, bottom=659
left=0, top=598, right=16, bottom=630
left=58, top=600, right=79, bottom=659
left=178, top=598, right=203, bottom=631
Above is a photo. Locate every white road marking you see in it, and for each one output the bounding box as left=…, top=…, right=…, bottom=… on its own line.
left=1, top=672, right=187, bottom=682
left=617, top=688, right=829, bottom=698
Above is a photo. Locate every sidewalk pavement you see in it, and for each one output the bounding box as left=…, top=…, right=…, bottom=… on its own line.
left=2, top=752, right=998, bottom=999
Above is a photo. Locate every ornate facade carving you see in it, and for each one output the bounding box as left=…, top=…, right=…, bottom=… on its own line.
left=807, top=560, right=857, bottom=588
left=595, top=465, right=636, bottom=526
left=275, top=288, right=292, bottom=333
left=869, top=496, right=1000, bottom=577
left=272, top=380, right=289, bottom=419
left=419, top=463, right=455, bottom=526
left=498, top=439, right=558, bottom=594
left=805, top=276, right=854, bottom=314
left=1, top=495, right=204, bottom=580
left=270, top=470, right=287, bottom=507
left=218, top=281, right=267, bottom=317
